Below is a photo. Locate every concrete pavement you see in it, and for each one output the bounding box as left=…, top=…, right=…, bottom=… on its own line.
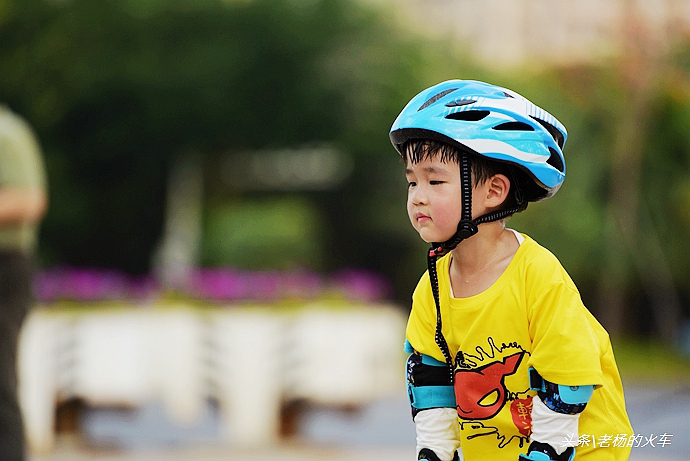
left=28, top=384, right=689, bottom=461
left=29, top=443, right=686, bottom=461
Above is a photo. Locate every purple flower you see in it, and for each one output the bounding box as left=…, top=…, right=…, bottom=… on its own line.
left=330, top=269, right=393, bottom=302
left=33, top=268, right=159, bottom=302
left=32, top=266, right=392, bottom=303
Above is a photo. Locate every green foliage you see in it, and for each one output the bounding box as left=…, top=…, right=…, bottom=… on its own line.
left=0, top=0, right=441, bottom=278
left=2, top=0, right=690, bottom=334
left=203, top=196, right=323, bottom=270
left=613, top=337, right=690, bottom=385
left=644, top=74, right=690, bottom=283
left=506, top=66, right=617, bottom=290
left=502, top=61, right=690, bottom=333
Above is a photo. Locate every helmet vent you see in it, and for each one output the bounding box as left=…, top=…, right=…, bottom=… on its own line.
left=531, top=116, right=565, bottom=149
left=547, top=147, right=565, bottom=172
left=445, top=110, right=490, bottom=121
left=503, top=92, right=515, bottom=98
left=445, top=99, right=475, bottom=108
left=492, top=121, right=534, bottom=131
left=418, top=88, right=458, bottom=111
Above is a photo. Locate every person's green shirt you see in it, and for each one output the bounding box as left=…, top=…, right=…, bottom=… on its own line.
left=0, top=105, right=47, bottom=253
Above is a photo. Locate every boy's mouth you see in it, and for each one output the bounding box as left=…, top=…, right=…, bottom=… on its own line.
left=416, top=212, right=431, bottom=222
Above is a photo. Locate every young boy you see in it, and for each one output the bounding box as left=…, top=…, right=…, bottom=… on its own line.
left=390, top=80, right=632, bottom=461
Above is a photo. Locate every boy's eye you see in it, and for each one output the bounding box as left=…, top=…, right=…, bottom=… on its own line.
left=407, top=181, right=416, bottom=188
left=430, top=180, right=444, bottom=185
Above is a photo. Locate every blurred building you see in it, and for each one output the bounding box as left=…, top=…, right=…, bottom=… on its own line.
left=378, top=0, right=690, bottom=67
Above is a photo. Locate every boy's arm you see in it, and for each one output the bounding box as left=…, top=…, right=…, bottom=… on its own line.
left=523, top=274, right=604, bottom=460
left=406, top=272, right=463, bottom=461
left=405, top=340, right=461, bottom=461
left=519, top=368, right=595, bottom=461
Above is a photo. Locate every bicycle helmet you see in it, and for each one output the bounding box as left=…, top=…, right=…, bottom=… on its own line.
left=390, top=80, right=568, bottom=379
left=390, top=79, right=567, bottom=201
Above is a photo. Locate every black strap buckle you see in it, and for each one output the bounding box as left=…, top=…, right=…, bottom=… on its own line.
left=528, top=367, right=545, bottom=392
left=456, top=219, right=478, bottom=240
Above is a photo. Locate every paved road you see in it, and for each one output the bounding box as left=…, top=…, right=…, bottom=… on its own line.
left=29, top=385, right=689, bottom=461
left=624, top=385, right=690, bottom=460
left=31, top=442, right=414, bottom=461
left=28, top=443, right=686, bottom=461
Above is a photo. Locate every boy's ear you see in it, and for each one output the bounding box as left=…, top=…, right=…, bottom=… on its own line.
left=484, top=174, right=511, bottom=208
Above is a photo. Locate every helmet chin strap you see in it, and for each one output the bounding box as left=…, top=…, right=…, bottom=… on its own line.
left=426, top=152, right=525, bottom=381
left=428, top=153, right=477, bottom=259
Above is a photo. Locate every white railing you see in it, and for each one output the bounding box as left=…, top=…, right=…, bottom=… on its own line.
left=18, top=303, right=406, bottom=454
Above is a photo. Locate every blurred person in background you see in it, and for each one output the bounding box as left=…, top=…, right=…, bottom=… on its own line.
left=0, top=105, right=47, bottom=461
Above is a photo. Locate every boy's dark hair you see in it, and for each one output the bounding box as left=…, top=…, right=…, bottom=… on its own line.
left=402, top=139, right=529, bottom=214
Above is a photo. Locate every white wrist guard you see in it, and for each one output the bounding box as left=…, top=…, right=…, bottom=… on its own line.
left=531, top=395, right=580, bottom=455
left=414, top=407, right=461, bottom=461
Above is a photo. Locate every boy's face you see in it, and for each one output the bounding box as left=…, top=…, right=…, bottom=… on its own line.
left=405, top=156, right=466, bottom=243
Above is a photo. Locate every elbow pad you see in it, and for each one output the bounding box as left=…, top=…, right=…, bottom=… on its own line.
left=529, top=367, right=594, bottom=415
left=406, top=340, right=455, bottom=417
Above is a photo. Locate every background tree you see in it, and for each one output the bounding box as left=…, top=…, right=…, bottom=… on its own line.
left=1, top=0, right=689, bottom=341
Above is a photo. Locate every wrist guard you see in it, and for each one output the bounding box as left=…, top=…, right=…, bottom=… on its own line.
left=418, top=448, right=460, bottom=461
left=518, top=441, right=574, bottom=461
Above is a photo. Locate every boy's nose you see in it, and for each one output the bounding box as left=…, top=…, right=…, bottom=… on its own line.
left=410, top=186, right=428, bottom=205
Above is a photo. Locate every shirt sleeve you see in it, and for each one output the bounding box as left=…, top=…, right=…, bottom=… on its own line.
left=405, top=271, right=445, bottom=362
left=526, top=279, right=604, bottom=387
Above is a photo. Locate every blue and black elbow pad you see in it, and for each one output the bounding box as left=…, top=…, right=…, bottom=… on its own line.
left=405, top=340, right=455, bottom=418
left=529, top=367, right=595, bottom=414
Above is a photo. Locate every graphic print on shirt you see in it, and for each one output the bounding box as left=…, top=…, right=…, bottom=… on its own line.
left=454, top=337, right=533, bottom=449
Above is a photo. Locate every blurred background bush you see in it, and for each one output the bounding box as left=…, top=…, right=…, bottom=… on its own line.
left=3, top=0, right=687, bottom=341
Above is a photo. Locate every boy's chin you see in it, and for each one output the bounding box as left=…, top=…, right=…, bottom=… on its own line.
left=418, top=233, right=454, bottom=245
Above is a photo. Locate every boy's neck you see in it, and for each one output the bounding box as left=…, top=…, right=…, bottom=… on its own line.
left=448, top=222, right=519, bottom=298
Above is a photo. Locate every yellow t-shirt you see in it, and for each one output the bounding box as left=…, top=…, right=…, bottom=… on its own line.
left=406, top=233, right=633, bottom=460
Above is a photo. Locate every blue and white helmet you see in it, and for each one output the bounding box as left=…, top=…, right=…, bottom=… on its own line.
left=390, top=79, right=567, bottom=201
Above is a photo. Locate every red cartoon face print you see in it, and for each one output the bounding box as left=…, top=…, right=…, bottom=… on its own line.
left=454, top=352, right=524, bottom=420
left=453, top=338, right=534, bottom=450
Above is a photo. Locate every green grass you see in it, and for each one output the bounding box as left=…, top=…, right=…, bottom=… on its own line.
left=613, top=337, right=690, bottom=386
